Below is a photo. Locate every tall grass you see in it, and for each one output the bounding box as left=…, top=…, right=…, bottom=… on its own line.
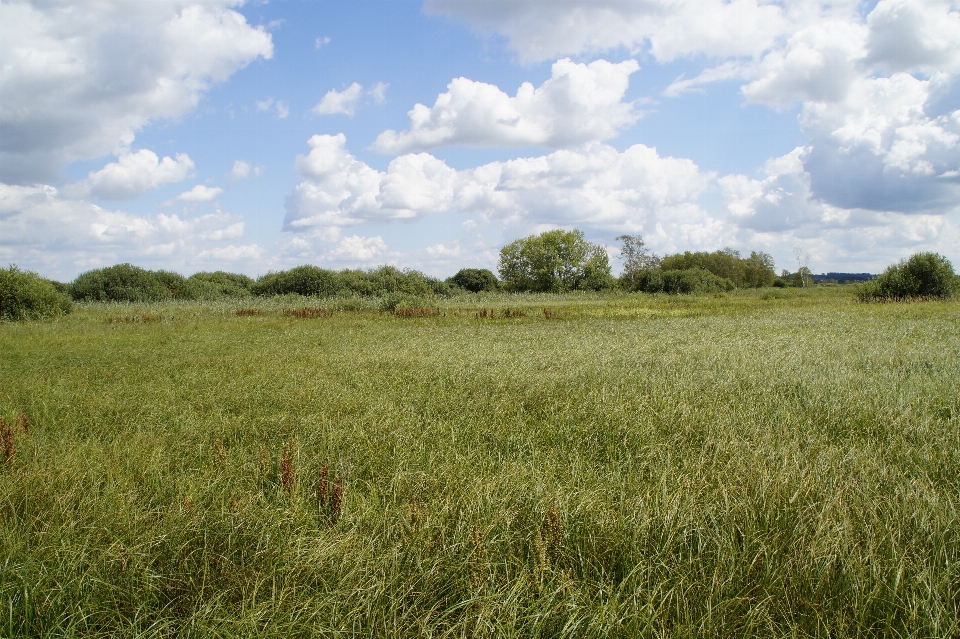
left=1, top=287, right=958, bottom=637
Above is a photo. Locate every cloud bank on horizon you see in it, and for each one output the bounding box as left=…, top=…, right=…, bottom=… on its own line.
left=1, top=0, right=958, bottom=280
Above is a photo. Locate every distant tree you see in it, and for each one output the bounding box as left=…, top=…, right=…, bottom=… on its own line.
left=498, top=229, right=613, bottom=292
left=617, top=234, right=660, bottom=291
left=449, top=268, right=499, bottom=293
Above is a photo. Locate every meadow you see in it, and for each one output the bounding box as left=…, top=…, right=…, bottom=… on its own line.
left=1, top=287, right=958, bottom=637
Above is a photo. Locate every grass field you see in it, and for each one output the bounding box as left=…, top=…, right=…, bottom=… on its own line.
left=2, top=287, right=958, bottom=637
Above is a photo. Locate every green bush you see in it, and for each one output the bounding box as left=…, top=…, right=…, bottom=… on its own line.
left=252, top=265, right=452, bottom=299
left=659, top=249, right=776, bottom=288
left=857, top=252, right=959, bottom=301
left=69, top=264, right=197, bottom=302
left=448, top=268, right=500, bottom=293
left=186, top=271, right=254, bottom=299
left=631, top=268, right=736, bottom=294
left=0, top=265, right=73, bottom=320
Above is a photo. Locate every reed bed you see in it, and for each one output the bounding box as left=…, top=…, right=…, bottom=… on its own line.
left=1, top=288, right=958, bottom=637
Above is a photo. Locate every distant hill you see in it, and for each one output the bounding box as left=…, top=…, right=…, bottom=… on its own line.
left=810, top=273, right=874, bottom=283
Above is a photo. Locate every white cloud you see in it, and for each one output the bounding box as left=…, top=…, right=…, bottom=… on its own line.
left=719, top=146, right=960, bottom=271
left=332, top=235, right=387, bottom=261
left=742, top=19, right=868, bottom=108
left=799, top=73, right=960, bottom=212
left=198, top=244, right=264, bottom=260
left=866, top=0, right=960, bottom=74
left=313, top=83, right=364, bottom=116
left=664, top=61, right=756, bottom=98
left=285, top=134, right=716, bottom=252
left=424, top=0, right=789, bottom=64
left=370, top=82, right=389, bottom=104
left=176, top=185, right=224, bottom=204
left=0, top=183, right=257, bottom=279
left=373, top=58, right=640, bottom=153
left=227, top=160, right=263, bottom=182
left=286, top=133, right=458, bottom=229
left=70, top=150, right=195, bottom=200
left=425, top=241, right=461, bottom=257
left=0, top=0, right=273, bottom=183
left=200, top=222, right=244, bottom=241
left=315, top=36, right=331, bottom=50
left=256, top=97, right=289, bottom=119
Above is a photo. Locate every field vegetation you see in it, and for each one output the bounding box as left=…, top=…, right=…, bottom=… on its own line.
left=2, top=285, right=959, bottom=637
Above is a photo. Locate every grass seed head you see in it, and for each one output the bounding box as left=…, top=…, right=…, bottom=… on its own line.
left=330, top=477, right=343, bottom=524
left=18, top=412, right=30, bottom=436
left=318, top=462, right=329, bottom=507
left=544, top=502, right=563, bottom=562
left=279, top=443, right=296, bottom=493
left=1, top=419, right=13, bottom=462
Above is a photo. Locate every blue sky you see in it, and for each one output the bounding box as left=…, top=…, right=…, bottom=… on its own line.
left=2, top=0, right=958, bottom=280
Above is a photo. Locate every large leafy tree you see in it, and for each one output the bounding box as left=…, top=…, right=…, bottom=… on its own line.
left=498, top=229, right=612, bottom=292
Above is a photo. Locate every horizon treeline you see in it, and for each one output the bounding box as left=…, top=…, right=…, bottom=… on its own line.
left=15, top=242, right=801, bottom=305
left=3, top=229, right=957, bottom=321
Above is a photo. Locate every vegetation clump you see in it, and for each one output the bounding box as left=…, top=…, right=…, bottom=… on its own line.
left=498, top=229, right=613, bottom=292
left=69, top=263, right=195, bottom=302
left=448, top=268, right=500, bottom=292
left=857, top=252, right=958, bottom=301
left=629, top=268, right=735, bottom=294
left=0, top=265, right=72, bottom=320
left=186, top=271, right=254, bottom=299
left=252, top=265, right=451, bottom=299
left=618, top=235, right=776, bottom=293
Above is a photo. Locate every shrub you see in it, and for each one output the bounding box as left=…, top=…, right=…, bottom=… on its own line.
left=69, top=264, right=195, bottom=302
left=659, top=248, right=776, bottom=288
left=449, top=268, right=500, bottom=293
left=857, top=252, right=959, bottom=301
left=0, top=265, right=73, bottom=320
left=187, top=271, right=254, bottom=299
left=251, top=266, right=343, bottom=297
left=252, top=265, right=452, bottom=299
left=631, top=268, right=735, bottom=294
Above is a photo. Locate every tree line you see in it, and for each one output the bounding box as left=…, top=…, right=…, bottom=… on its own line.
left=1, top=229, right=957, bottom=320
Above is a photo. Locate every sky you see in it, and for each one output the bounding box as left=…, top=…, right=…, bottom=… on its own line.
left=1, top=0, right=959, bottom=281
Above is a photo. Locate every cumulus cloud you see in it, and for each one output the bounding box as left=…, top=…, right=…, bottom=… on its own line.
left=227, top=160, right=263, bottom=182
left=741, top=19, right=868, bottom=108
left=0, top=183, right=258, bottom=279
left=424, top=0, right=788, bottom=64
left=373, top=58, right=640, bottom=153
left=0, top=0, right=273, bottom=183
left=719, top=146, right=960, bottom=271
left=198, top=244, right=264, bottom=261
left=176, top=185, right=224, bottom=204
left=866, top=0, right=960, bottom=74
left=70, top=150, right=195, bottom=200
left=332, top=235, right=387, bottom=260
left=799, top=73, right=960, bottom=212
left=314, top=83, right=364, bottom=115
left=285, top=134, right=716, bottom=251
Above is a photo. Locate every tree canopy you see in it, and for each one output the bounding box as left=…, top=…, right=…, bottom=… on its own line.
left=498, top=229, right=613, bottom=292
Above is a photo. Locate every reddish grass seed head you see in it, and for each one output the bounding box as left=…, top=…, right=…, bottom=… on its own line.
left=330, top=477, right=343, bottom=524
left=19, top=412, right=30, bottom=436
left=2, top=420, right=15, bottom=462
left=279, top=444, right=296, bottom=493
left=318, top=462, right=329, bottom=507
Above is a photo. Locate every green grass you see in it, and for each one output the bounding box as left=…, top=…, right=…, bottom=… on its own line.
left=2, top=288, right=958, bottom=637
